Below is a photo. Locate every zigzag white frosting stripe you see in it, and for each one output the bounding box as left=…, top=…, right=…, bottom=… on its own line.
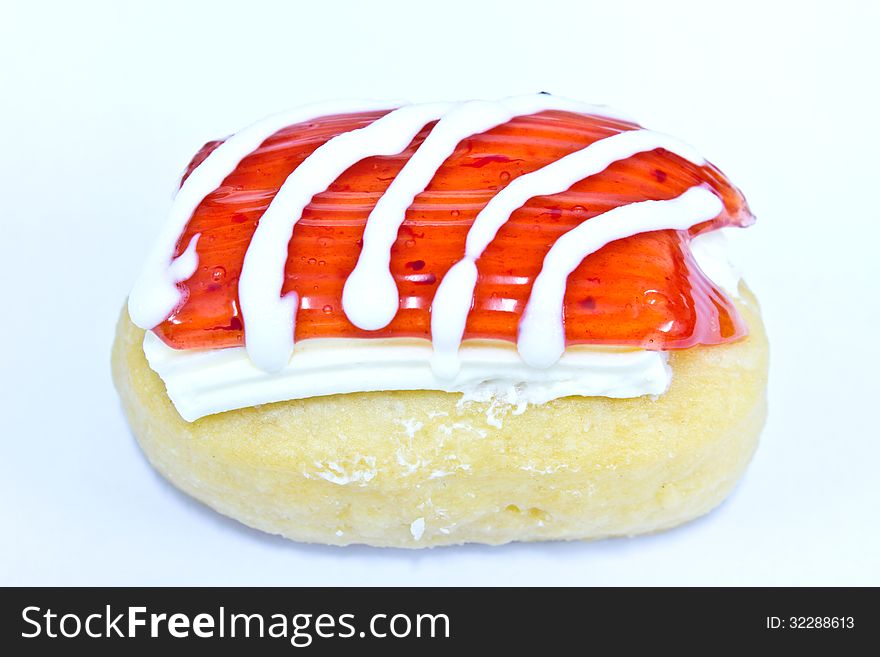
left=238, top=102, right=453, bottom=372
left=128, top=99, right=395, bottom=330
left=130, top=95, right=724, bottom=380
left=517, top=187, right=724, bottom=369
left=342, top=93, right=633, bottom=333
left=429, top=129, right=709, bottom=378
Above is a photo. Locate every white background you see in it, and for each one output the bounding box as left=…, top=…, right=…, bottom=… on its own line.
left=2, top=0, right=878, bottom=585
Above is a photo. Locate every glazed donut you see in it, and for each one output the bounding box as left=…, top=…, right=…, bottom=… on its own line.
left=113, top=94, right=768, bottom=547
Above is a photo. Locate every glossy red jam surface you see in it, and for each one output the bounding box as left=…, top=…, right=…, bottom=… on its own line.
left=154, top=109, right=753, bottom=351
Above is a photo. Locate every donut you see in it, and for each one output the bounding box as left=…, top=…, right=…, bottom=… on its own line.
left=113, top=94, right=768, bottom=547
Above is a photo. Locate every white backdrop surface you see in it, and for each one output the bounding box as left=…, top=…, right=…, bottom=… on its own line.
left=1, top=0, right=878, bottom=585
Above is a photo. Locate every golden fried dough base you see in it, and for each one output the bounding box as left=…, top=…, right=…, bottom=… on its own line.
left=112, top=287, right=768, bottom=548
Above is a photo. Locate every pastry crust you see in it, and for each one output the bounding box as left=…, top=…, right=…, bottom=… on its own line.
left=112, top=287, right=768, bottom=548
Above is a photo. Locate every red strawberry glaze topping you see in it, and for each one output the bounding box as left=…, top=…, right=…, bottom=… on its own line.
left=152, top=108, right=752, bottom=353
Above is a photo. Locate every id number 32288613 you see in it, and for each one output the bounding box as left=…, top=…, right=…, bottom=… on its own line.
left=766, top=617, right=855, bottom=630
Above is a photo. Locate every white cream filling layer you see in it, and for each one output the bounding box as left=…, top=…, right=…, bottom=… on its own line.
left=144, top=334, right=672, bottom=422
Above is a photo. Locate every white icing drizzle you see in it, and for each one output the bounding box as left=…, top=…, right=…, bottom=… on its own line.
left=430, top=129, right=707, bottom=377
left=128, top=99, right=394, bottom=330
left=341, top=93, right=633, bottom=331
left=238, top=102, right=453, bottom=372
left=518, top=187, right=724, bottom=369
left=130, top=95, right=734, bottom=395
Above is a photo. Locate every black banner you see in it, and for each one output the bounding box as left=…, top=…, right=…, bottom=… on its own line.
left=0, top=587, right=872, bottom=653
